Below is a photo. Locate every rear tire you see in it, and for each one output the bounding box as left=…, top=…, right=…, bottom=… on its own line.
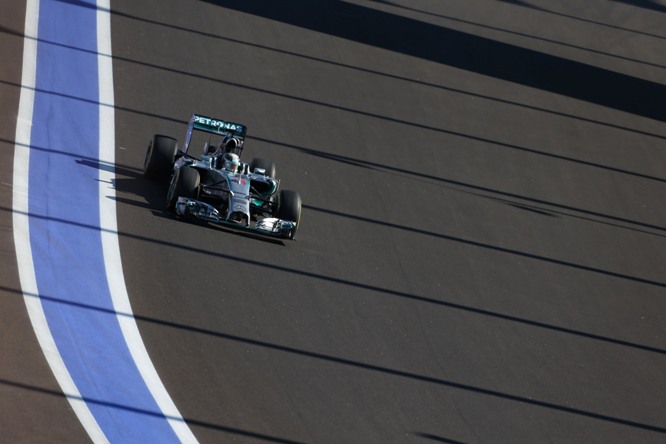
left=167, top=166, right=200, bottom=210
left=250, top=157, right=276, bottom=179
left=144, top=135, right=177, bottom=181
left=277, top=190, right=301, bottom=238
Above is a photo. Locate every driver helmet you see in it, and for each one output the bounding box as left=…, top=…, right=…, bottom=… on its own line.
left=222, top=153, right=240, bottom=174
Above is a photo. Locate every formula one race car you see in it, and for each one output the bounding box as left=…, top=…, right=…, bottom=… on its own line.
left=143, top=114, right=301, bottom=239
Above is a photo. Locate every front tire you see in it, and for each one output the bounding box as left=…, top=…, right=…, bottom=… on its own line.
left=167, top=166, right=200, bottom=210
left=144, top=135, right=177, bottom=181
left=277, top=190, right=301, bottom=238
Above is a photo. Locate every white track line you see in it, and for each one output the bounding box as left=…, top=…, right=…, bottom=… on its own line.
left=95, top=1, right=198, bottom=441
left=12, top=0, right=108, bottom=442
left=13, top=1, right=197, bottom=442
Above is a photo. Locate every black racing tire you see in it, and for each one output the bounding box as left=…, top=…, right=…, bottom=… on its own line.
left=277, top=190, right=301, bottom=238
left=144, top=134, right=177, bottom=181
left=250, top=157, right=276, bottom=179
left=167, top=166, right=200, bottom=210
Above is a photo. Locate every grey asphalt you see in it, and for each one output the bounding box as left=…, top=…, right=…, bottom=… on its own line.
left=3, top=0, right=666, bottom=442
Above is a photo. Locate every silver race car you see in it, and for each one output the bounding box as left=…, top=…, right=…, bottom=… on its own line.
left=143, top=114, right=301, bottom=239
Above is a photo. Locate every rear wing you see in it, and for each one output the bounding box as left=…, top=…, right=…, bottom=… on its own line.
left=184, top=113, right=247, bottom=153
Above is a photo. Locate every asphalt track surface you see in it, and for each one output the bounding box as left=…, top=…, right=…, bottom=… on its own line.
left=2, top=0, right=666, bottom=442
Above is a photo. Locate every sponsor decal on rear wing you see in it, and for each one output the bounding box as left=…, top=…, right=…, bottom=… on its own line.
left=183, top=113, right=248, bottom=154
left=191, top=114, right=247, bottom=138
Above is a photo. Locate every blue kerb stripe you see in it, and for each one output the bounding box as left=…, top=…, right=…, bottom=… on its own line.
left=29, top=1, right=180, bottom=441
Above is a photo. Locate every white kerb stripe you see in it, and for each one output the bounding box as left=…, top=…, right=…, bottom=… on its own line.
left=12, top=0, right=108, bottom=442
left=95, top=1, right=198, bottom=442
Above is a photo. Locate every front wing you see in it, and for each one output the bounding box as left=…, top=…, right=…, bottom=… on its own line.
left=175, top=197, right=297, bottom=239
